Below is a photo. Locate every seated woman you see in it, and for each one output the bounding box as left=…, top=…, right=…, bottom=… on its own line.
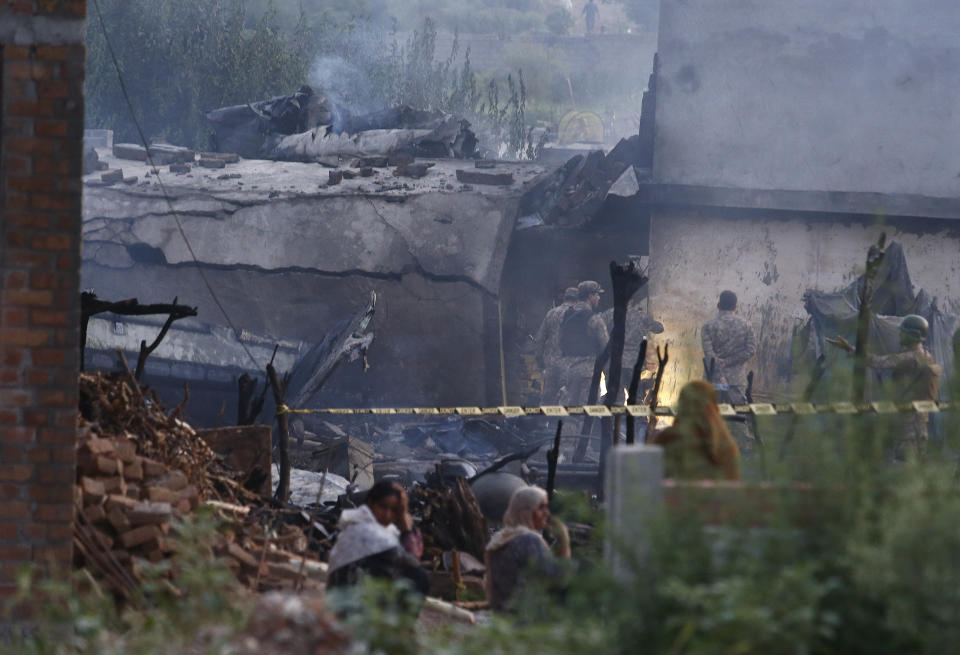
left=651, top=380, right=741, bottom=481
left=326, top=480, right=428, bottom=595
left=484, top=486, right=570, bottom=611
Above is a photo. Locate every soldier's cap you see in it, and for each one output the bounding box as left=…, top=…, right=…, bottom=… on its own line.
left=563, top=287, right=579, bottom=302
left=577, top=280, right=604, bottom=299
left=718, top=290, right=738, bottom=311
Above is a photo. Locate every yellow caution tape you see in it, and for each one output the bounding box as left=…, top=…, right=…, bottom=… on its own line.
left=274, top=401, right=952, bottom=417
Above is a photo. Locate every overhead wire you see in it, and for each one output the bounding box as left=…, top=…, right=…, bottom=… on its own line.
left=91, top=0, right=263, bottom=371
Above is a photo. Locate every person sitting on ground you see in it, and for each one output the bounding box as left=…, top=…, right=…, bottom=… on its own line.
left=326, top=480, right=428, bottom=595
left=484, top=486, right=570, bottom=611
left=651, top=380, right=741, bottom=481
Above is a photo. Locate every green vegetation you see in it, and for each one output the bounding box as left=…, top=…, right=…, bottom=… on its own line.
left=87, top=0, right=311, bottom=148
left=11, top=373, right=960, bottom=652
left=6, top=512, right=251, bottom=655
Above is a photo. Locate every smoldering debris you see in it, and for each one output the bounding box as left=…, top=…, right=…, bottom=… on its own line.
left=519, top=131, right=651, bottom=228
left=206, top=86, right=478, bottom=162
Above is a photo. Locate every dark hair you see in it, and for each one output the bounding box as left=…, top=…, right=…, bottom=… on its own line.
left=718, top=290, right=738, bottom=311
left=365, top=480, right=404, bottom=506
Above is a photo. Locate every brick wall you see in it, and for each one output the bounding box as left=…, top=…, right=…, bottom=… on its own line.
left=0, top=1, right=86, bottom=602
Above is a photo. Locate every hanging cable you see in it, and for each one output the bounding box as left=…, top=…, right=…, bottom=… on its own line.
left=91, top=0, right=263, bottom=371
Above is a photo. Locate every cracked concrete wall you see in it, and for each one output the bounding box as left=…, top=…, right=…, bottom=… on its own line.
left=647, top=210, right=960, bottom=404
left=655, top=0, right=960, bottom=199
left=81, top=160, right=547, bottom=413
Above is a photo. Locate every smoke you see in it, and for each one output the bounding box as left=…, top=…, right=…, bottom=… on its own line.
left=309, top=55, right=378, bottom=132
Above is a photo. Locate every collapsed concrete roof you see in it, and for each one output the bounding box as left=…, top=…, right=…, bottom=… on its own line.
left=82, top=150, right=558, bottom=409
left=84, top=153, right=552, bottom=296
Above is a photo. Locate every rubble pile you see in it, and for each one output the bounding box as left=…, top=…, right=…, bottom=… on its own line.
left=75, top=372, right=327, bottom=596
left=78, top=372, right=224, bottom=498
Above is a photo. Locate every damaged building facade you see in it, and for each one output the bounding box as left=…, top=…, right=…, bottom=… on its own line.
left=82, top=152, right=558, bottom=419
left=639, top=0, right=960, bottom=402
left=81, top=0, right=960, bottom=421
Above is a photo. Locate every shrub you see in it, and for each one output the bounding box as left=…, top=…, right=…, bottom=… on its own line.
left=86, top=0, right=312, bottom=148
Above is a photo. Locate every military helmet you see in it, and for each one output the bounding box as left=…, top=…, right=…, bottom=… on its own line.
left=563, top=287, right=579, bottom=302
left=899, top=314, right=929, bottom=341
left=577, top=280, right=604, bottom=300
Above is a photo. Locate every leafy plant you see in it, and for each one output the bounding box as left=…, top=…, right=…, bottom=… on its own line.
left=86, top=0, right=312, bottom=148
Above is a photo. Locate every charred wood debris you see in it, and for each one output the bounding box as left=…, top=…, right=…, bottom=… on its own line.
left=72, top=86, right=664, bottom=602
left=74, top=369, right=519, bottom=606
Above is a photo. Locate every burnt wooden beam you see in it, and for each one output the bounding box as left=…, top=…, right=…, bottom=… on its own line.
left=852, top=233, right=887, bottom=403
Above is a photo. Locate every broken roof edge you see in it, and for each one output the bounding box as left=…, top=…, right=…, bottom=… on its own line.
left=635, top=183, right=960, bottom=222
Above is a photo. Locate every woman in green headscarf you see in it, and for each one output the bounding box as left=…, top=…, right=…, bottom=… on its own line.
left=651, top=380, right=741, bottom=480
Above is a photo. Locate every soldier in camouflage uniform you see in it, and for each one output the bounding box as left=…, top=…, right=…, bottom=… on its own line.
left=701, top=291, right=757, bottom=405
left=533, top=287, right=578, bottom=404
left=828, top=315, right=942, bottom=462
left=558, top=281, right=609, bottom=406
left=602, top=300, right=664, bottom=403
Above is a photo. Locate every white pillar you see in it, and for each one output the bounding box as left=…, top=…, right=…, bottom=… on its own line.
left=604, top=444, right=664, bottom=577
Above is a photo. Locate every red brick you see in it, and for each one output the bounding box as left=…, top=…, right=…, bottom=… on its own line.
left=3, top=155, right=32, bottom=173
left=5, top=213, right=50, bottom=229
left=0, top=547, right=30, bottom=561
left=56, top=254, right=76, bottom=271
left=23, top=410, right=47, bottom=427
left=0, top=391, right=30, bottom=407
left=4, top=46, right=32, bottom=59
left=1, top=350, right=23, bottom=367
left=6, top=61, right=49, bottom=81
left=36, top=81, right=69, bottom=99
left=31, top=194, right=72, bottom=211
left=29, top=272, right=59, bottom=289
left=37, top=428, right=74, bottom=445
left=31, top=349, right=64, bottom=366
left=4, top=193, right=30, bottom=210
left=0, top=411, right=18, bottom=424
left=4, top=231, right=28, bottom=248
left=0, top=328, right=47, bottom=347
left=0, top=502, right=30, bottom=519
left=30, top=309, right=67, bottom=326
left=36, top=46, right=71, bottom=61
left=0, top=369, right=19, bottom=384
left=29, top=485, right=72, bottom=504
left=34, top=157, right=69, bottom=175
left=4, top=271, right=27, bottom=290
left=7, top=101, right=55, bottom=118
left=7, top=252, right=54, bottom=268
left=26, top=449, right=50, bottom=465
left=35, top=469, right=73, bottom=488
left=33, top=504, right=72, bottom=523
left=0, top=427, right=34, bottom=443
left=35, top=120, right=67, bottom=137
left=38, top=390, right=65, bottom=406
left=0, top=485, right=22, bottom=501
left=30, top=234, right=71, bottom=251
left=8, top=176, right=52, bottom=193
left=5, top=290, right=52, bottom=306
left=6, top=137, right=58, bottom=155
left=25, top=370, right=49, bottom=386
left=0, top=524, right=19, bottom=540
left=0, top=466, right=32, bottom=483
left=2, top=308, right=28, bottom=326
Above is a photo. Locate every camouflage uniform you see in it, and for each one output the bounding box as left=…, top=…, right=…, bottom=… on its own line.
left=533, top=302, right=573, bottom=404
left=868, top=344, right=941, bottom=461
left=701, top=310, right=757, bottom=405
left=559, top=303, right=609, bottom=406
